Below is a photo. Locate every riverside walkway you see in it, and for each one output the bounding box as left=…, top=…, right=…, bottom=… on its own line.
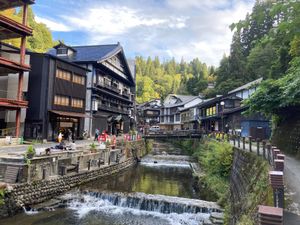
left=228, top=137, right=300, bottom=224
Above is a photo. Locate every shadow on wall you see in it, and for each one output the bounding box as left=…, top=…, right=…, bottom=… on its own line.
left=272, top=111, right=300, bottom=156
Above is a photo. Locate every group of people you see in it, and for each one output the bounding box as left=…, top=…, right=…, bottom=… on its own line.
left=57, top=128, right=73, bottom=143
left=94, top=129, right=109, bottom=142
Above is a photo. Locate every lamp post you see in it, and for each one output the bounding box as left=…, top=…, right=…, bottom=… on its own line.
left=220, top=101, right=225, bottom=132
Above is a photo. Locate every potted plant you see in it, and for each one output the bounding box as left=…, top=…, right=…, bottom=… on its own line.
left=89, top=142, right=97, bottom=153
left=26, top=145, right=36, bottom=159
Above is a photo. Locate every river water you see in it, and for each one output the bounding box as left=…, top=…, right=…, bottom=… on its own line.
left=0, top=142, right=216, bottom=225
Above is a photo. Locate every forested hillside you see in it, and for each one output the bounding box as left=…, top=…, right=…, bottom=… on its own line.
left=135, top=57, right=215, bottom=103
left=136, top=0, right=300, bottom=105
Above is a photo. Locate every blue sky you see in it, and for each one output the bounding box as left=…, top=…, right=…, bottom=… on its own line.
left=32, top=0, right=255, bottom=66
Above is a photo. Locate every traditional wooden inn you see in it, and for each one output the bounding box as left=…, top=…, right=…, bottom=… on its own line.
left=0, top=0, right=34, bottom=139
left=197, top=78, right=271, bottom=139
left=48, top=43, right=136, bottom=137
left=160, top=94, right=202, bottom=131
left=25, top=53, right=89, bottom=140
left=136, top=99, right=161, bottom=127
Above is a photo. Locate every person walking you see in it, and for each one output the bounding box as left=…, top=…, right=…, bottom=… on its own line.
left=94, top=128, right=99, bottom=141
left=58, top=132, right=63, bottom=143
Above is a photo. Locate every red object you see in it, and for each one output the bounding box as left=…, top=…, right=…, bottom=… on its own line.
left=99, top=133, right=107, bottom=142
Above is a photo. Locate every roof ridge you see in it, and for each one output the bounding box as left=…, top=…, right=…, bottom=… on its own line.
left=71, top=44, right=119, bottom=48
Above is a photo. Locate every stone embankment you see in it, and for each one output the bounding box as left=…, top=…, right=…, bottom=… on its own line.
left=0, top=140, right=148, bottom=218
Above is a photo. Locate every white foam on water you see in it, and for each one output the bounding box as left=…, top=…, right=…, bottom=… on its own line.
left=22, top=207, right=39, bottom=215
left=67, top=193, right=210, bottom=225
left=140, top=158, right=191, bottom=168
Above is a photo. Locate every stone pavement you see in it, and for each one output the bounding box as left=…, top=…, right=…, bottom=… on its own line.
left=229, top=139, right=300, bottom=224
left=0, top=139, right=94, bottom=155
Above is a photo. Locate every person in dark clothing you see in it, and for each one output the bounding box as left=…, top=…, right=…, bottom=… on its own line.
left=94, top=129, right=100, bottom=141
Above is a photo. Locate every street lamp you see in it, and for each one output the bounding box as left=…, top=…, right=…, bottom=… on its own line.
left=220, top=101, right=225, bottom=132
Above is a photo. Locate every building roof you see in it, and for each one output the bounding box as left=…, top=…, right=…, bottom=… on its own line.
left=228, top=78, right=263, bottom=94
left=163, top=94, right=199, bottom=108
left=48, top=43, right=134, bottom=84
left=29, top=52, right=91, bottom=72
left=48, top=44, right=121, bottom=63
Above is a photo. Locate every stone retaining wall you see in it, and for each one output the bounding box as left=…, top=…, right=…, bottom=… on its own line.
left=0, top=159, right=136, bottom=218
left=229, top=148, right=269, bottom=225
left=0, top=140, right=149, bottom=218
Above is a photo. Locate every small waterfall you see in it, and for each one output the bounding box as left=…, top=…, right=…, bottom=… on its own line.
left=85, top=191, right=221, bottom=214
left=22, top=206, right=39, bottom=215
left=64, top=191, right=216, bottom=225
left=140, top=155, right=192, bottom=168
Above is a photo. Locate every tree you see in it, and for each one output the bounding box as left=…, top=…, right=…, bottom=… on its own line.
left=1, top=6, right=56, bottom=52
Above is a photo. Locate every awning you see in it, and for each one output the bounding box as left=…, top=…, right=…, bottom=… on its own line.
left=115, top=115, right=123, bottom=122
left=107, top=115, right=115, bottom=122
left=50, top=110, right=88, bottom=118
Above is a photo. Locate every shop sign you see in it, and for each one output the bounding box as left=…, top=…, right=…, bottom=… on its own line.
left=60, top=122, right=73, bottom=127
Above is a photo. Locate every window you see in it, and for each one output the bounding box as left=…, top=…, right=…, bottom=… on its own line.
left=72, top=98, right=84, bottom=108
left=54, top=95, right=70, bottom=106
left=56, top=68, right=71, bottom=81
left=57, top=48, right=67, bottom=55
left=73, top=74, right=85, bottom=85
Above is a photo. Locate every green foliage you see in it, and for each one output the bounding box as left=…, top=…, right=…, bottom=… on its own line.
left=89, top=142, right=97, bottom=150
left=26, top=145, right=36, bottom=157
left=0, top=188, right=5, bottom=205
left=135, top=56, right=213, bottom=103
left=216, top=0, right=300, bottom=98
left=23, top=145, right=35, bottom=165
left=176, top=139, right=233, bottom=206
left=245, top=57, right=300, bottom=116
left=0, top=7, right=56, bottom=52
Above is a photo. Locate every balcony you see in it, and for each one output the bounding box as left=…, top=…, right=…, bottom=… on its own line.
left=98, top=104, right=129, bottom=114
left=0, top=0, right=35, bottom=11
left=0, top=14, right=33, bottom=41
left=0, top=56, right=30, bottom=75
left=122, top=92, right=130, bottom=99
left=97, top=82, right=121, bottom=94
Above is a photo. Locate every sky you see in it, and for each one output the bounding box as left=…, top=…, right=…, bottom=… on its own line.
left=33, top=0, right=255, bottom=67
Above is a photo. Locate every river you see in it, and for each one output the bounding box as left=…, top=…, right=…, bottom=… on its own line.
left=0, top=141, right=219, bottom=225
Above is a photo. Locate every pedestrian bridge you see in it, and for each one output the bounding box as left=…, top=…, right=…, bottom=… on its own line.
left=143, top=130, right=202, bottom=139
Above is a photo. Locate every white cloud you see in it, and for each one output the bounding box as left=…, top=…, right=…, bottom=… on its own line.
left=35, top=16, right=72, bottom=32
left=35, top=0, right=255, bottom=66
left=63, top=6, right=167, bottom=36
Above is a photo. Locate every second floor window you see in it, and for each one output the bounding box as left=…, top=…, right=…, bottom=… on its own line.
left=56, top=68, right=71, bottom=81
left=54, top=95, right=69, bottom=106
left=73, top=74, right=85, bottom=85
left=72, top=98, right=84, bottom=108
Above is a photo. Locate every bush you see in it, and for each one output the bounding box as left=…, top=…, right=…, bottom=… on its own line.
left=26, top=145, right=36, bottom=158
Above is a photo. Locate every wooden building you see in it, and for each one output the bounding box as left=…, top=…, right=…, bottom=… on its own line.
left=25, top=53, right=88, bottom=140
left=48, top=43, right=136, bottom=136
left=160, top=94, right=202, bottom=131
left=136, top=99, right=161, bottom=127
left=0, top=0, right=34, bottom=137
left=197, top=78, right=271, bottom=139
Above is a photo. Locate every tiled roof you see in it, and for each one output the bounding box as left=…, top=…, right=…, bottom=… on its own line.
left=48, top=44, right=120, bottom=62
left=163, top=95, right=199, bottom=108
left=228, top=78, right=263, bottom=94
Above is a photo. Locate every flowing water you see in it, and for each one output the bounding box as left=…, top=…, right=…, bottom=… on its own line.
left=0, top=142, right=220, bottom=225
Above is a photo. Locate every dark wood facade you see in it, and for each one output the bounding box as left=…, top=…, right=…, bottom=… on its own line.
left=48, top=43, right=136, bottom=137
left=25, top=53, right=88, bottom=140
left=0, top=0, right=34, bottom=137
